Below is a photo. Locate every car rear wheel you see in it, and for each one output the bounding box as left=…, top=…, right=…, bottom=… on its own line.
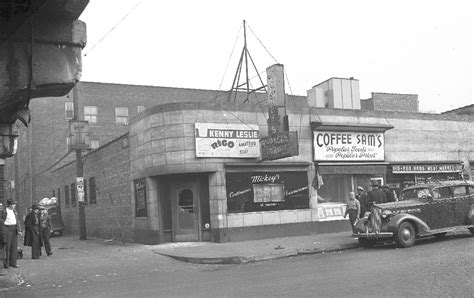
left=358, top=238, right=376, bottom=247
left=396, top=221, right=416, bottom=248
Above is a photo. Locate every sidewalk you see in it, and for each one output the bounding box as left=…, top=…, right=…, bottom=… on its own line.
left=0, top=231, right=360, bottom=291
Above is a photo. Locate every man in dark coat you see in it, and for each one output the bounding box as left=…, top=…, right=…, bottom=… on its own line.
left=24, top=204, right=42, bottom=259
left=356, top=186, right=369, bottom=217
left=39, top=206, right=53, bottom=256
left=2, top=199, right=22, bottom=268
left=382, top=185, right=396, bottom=202
left=367, top=182, right=386, bottom=207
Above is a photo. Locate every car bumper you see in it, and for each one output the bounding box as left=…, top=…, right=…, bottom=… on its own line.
left=352, top=231, right=394, bottom=239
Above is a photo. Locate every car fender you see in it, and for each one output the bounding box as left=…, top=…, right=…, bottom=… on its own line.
left=385, top=213, right=431, bottom=235
left=354, top=217, right=370, bottom=232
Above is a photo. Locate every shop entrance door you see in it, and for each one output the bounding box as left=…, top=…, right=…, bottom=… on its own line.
left=171, top=180, right=199, bottom=242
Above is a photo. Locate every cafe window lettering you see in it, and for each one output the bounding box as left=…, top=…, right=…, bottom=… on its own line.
left=134, top=179, right=147, bottom=217
left=226, top=171, right=309, bottom=213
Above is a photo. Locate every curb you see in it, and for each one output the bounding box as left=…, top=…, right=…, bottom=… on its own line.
left=155, top=243, right=361, bottom=265
left=0, top=272, right=25, bottom=292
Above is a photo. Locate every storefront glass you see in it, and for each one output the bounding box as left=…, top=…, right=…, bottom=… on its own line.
left=226, top=171, right=309, bottom=213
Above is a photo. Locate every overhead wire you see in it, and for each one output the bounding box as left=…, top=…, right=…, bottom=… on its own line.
left=83, top=0, right=144, bottom=57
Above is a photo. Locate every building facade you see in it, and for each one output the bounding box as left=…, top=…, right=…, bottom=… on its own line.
left=4, top=81, right=473, bottom=244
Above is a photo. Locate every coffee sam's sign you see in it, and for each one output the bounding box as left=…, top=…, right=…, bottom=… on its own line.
left=313, top=131, right=385, bottom=161
left=195, top=123, right=260, bottom=158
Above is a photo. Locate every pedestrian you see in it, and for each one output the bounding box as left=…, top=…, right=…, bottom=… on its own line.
left=24, top=204, right=42, bottom=259
left=0, top=202, right=6, bottom=276
left=381, top=185, right=396, bottom=202
left=367, top=182, right=386, bottom=207
left=343, top=192, right=360, bottom=232
left=356, top=186, right=369, bottom=217
left=39, top=206, right=53, bottom=256
left=1, top=199, right=22, bottom=269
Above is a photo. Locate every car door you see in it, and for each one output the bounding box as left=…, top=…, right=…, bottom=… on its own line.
left=452, top=185, right=470, bottom=226
left=428, top=186, right=456, bottom=229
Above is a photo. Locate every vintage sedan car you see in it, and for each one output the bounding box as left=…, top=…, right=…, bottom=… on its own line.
left=353, top=180, right=474, bottom=248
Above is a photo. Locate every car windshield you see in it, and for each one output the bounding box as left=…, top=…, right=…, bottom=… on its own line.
left=400, top=188, right=431, bottom=201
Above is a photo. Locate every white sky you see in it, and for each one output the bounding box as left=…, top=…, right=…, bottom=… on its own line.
left=79, top=0, right=473, bottom=113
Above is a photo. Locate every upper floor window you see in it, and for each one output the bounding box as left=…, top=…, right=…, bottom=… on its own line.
left=137, top=105, right=145, bottom=114
left=115, top=107, right=129, bottom=125
left=90, top=140, right=100, bottom=150
left=84, top=106, right=98, bottom=124
left=65, top=102, right=74, bottom=120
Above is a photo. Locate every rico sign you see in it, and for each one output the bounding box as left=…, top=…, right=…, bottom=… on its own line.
left=313, top=131, right=385, bottom=161
left=195, top=123, right=260, bottom=158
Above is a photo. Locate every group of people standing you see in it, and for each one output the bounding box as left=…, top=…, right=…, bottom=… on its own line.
left=344, top=182, right=397, bottom=232
left=0, top=200, right=53, bottom=276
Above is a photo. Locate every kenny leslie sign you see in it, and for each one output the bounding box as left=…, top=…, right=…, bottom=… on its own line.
left=195, top=123, right=260, bottom=158
left=313, top=131, right=385, bottom=161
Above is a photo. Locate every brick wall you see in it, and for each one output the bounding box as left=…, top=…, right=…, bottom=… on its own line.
left=363, top=92, right=419, bottom=112
left=51, top=134, right=133, bottom=241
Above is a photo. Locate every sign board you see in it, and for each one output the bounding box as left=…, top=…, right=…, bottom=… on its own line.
left=392, top=163, right=463, bottom=173
left=313, top=131, right=385, bottom=161
left=317, top=204, right=346, bottom=221
left=76, top=177, right=84, bottom=202
left=195, top=123, right=260, bottom=158
left=260, top=131, right=298, bottom=161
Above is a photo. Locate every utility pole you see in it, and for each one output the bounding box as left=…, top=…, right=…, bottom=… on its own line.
left=72, top=85, right=87, bottom=240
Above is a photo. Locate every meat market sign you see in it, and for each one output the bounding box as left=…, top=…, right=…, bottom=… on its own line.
left=195, top=123, right=259, bottom=158
left=313, top=131, right=385, bottom=161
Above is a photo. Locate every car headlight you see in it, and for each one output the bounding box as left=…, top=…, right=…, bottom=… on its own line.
left=381, top=210, right=393, bottom=218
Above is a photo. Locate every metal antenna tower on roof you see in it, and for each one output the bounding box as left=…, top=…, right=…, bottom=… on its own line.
left=228, top=20, right=267, bottom=103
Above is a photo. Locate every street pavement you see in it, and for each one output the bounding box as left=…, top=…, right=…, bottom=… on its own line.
left=0, top=231, right=360, bottom=291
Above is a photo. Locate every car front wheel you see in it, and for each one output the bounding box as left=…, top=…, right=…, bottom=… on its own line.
left=396, top=221, right=416, bottom=248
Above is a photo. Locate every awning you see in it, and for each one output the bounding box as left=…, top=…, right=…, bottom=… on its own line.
left=391, top=162, right=464, bottom=174
left=317, top=162, right=388, bottom=175
left=310, top=121, right=394, bottom=133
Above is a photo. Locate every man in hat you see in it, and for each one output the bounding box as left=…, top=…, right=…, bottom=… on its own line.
left=356, top=186, right=369, bottom=217
left=367, top=181, right=386, bottom=208
left=2, top=199, right=22, bottom=268
left=24, top=204, right=42, bottom=259
left=381, top=185, right=396, bottom=203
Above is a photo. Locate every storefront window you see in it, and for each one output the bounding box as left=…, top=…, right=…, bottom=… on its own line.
left=226, top=171, right=309, bottom=213
left=317, top=174, right=374, bottom=204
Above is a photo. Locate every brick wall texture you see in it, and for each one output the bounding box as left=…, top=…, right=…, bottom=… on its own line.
left=51, top=134, right=132, bottom=241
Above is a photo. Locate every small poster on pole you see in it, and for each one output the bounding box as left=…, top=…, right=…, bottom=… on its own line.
left=77, top=177, right=85, bottom=202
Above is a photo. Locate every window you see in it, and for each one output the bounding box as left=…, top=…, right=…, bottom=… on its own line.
left=134, top=179, right=147, bottom=217
left=89, top=177, right=97, bottom=204
left=452, top=186, right=467, bottom=197
left=52, top=189, right=55, bottom=197
left=57, top=188, right=61, bottom=206
left=65, top=102, right=74, bottom=119
left=65, top=185, right=70, bottom=206
left=90, top=140, right=100, bottom=150
left=84, top=106, right=98, bottom=124
left=137, top=105, right=145, bottom=114
left=115, top=107, right=129, bottom=125
left=433, top=187, right=451, bottom=200
left=71, top=183, right=76, bottom=207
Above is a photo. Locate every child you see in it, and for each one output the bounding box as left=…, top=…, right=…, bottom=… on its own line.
left=343, top=192, right=360, bottom=232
